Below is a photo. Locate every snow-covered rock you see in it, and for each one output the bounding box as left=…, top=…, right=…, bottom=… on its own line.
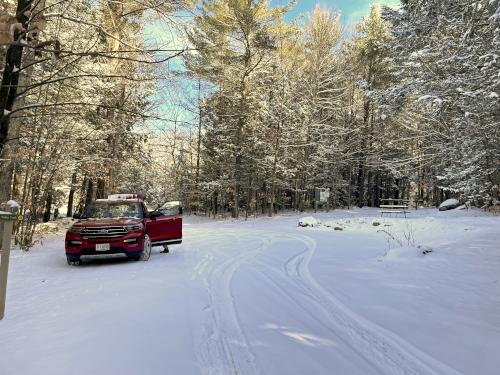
left=298, top=216, right=320, bottom=227
left=323, top=220, right=345, bottom=231
left=438, top=199, right=460, bottom=211
left=0, top=200, right=19, bottom=214
left=6, top=200, right=19, bottom=208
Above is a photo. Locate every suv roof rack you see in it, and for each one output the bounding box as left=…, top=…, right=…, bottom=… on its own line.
left=107, top=194, right=145, bottom=201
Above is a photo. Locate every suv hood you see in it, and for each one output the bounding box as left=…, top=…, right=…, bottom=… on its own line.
left=73, top=218, right=142, bottom=227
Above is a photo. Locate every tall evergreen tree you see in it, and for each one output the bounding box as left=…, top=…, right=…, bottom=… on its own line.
left=185, top=0, right=285, bottom=218
left=382, top=0, right=500, bottom=203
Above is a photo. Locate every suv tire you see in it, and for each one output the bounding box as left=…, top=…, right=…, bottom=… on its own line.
left=140, top=234, right=152, bottom=261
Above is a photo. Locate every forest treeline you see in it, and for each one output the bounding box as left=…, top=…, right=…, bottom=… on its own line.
left=182, top=0, right=499, bottom=218
left=0, top=0, right=498, bottom=248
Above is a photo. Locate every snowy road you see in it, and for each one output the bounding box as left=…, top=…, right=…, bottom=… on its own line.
left=1, top=208, right=499, bottom=375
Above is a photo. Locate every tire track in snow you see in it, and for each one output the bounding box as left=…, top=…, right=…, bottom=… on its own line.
left=194, top=230, right=273, bottom=375
left=252, top=262, right=384, bottom=375
left=191, top=227, right=463, bottom=375
left=275, top=233, right=463, bottom=375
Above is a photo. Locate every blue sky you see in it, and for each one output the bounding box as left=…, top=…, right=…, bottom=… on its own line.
left=144, top=1, right=401, bottom=61
left=271, top=0, right=400, bottom=25
left=145, top=0, right=401, bottom=130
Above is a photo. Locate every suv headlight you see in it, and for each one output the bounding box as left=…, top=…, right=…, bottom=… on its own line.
left=124, top=223, right=143, bottom=232
left=69, top=225, right=84, bottom=234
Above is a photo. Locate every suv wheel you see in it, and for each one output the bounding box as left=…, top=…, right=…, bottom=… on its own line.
left=140, top=234, right=152, bottom=261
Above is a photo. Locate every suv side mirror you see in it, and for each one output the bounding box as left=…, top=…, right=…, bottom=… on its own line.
left=72, top=213, right=81, bottom=220
left=179, top=206, right=183, bottom=215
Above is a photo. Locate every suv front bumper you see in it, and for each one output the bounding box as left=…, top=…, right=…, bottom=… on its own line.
left=65, top=230, right=144, bottom=260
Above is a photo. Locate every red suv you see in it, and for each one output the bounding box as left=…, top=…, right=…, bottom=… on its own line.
left=65, top=194, right=182, bottom=265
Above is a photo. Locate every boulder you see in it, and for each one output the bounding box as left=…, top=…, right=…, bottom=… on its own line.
left=298, top=216, right=320, bottom=227
left=438, top=198, right=460, bottom=211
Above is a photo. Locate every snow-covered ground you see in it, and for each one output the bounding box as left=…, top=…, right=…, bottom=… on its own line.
left=1, top=208, right=499, bottom=375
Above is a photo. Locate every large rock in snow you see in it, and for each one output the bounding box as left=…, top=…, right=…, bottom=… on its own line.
left=298, top=216, right=320, bottom=227
left=438, top=198, right=460, bottom=211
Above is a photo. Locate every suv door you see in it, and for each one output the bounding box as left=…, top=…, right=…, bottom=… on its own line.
left=145, top=201, right=182, bottom=245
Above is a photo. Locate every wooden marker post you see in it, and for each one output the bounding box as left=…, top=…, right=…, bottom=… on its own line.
left=0, top=202, right=19, bottom=320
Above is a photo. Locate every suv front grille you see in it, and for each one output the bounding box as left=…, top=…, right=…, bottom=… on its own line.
left=81, top=226, right=127, bottom=238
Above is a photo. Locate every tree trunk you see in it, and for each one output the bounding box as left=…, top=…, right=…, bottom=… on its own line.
left=269, top=118, right=281, bottom=217
left=212, top=191, right=218, bottom=218
left=368, top=170, right=378, bottom=207
left=196, top=80, right=202, bottom=183
left=43, top=190, right=52, bottom=222
left=233, top=87, right=246, bottom=219
left=357, top=97, right=371, bottom=207
left=0, top=157, right=13, bottom=202
left=0, top=0, right=33, bottom=154
left=96, top=178, right=106, bottom=199
left=233, top=152, right=242, bottom=219
left=356, top=161, right=365, bottom=208
left=66, top=172, right=77, bottom=217
left=254, top=188, right=258, bottom=217
left=84, top=179, right=94, bottom=211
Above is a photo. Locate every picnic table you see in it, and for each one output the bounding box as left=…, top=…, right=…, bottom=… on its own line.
left=379, top=198, right=410, bottom=218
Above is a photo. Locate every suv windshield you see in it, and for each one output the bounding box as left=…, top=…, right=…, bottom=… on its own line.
left=84, top=202, right=143, bottom=219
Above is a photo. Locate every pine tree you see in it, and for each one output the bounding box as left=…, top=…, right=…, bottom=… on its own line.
left=382, top=0, right=500, bottom=203
left=185, top=0, right=284, bottom=218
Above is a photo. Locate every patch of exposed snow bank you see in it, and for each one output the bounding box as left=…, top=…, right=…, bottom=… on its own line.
left=384, top=245, right=432, bottom=261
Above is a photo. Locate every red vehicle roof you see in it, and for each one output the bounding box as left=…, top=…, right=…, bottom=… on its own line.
left=94, top=193, right=144, bottom=202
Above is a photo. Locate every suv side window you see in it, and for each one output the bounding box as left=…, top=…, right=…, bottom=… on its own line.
left=159, top=201, right=181, bottom=216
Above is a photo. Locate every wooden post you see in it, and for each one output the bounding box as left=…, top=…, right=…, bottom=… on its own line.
left=0, top=219, right=14, bottom=320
